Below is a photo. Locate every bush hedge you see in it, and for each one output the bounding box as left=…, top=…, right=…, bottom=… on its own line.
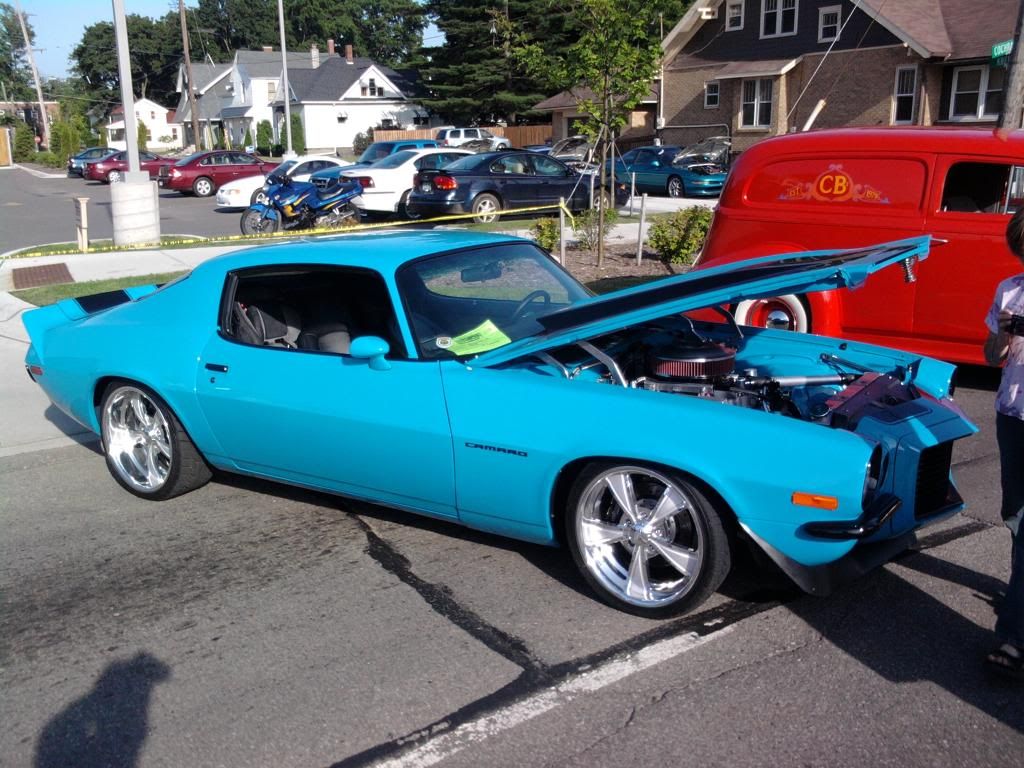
left=647, top=206, right=714, bottom=265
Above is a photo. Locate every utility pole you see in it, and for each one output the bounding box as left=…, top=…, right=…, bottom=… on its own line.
left=1000, top=0, right=1024, bottom=131
left=277, top=0, right=293, bottom=156
left=14, top=0, right=49, bottom=150
left=179, top=0, right=202, bottom=150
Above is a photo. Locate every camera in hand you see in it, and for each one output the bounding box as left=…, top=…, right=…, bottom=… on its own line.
left=1008, top=314, right=1024, bottom=337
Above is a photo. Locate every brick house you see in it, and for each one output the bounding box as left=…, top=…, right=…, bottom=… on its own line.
left=660, top=0, right=1018, bottom=150
left=532, top=85, right=661, bottom=145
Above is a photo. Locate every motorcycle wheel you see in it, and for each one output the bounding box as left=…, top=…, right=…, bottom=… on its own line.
left=240, top=207, right=281, bottom=236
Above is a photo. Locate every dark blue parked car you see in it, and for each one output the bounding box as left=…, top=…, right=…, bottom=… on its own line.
left=406, top=150, right=625, bottom=223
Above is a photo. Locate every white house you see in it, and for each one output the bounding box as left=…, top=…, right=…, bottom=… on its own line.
left=272, top=44, right=432, bottom=153
left=105, top=98, right=182, bottom=151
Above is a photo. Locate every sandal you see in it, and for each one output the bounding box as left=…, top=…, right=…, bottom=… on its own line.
left=985, top=643, right=1024, bottom=681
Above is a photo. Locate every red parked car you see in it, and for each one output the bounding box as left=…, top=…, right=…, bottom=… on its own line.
left=695, top=127, right=1023, bottom=366
left=157, top=150, right=276, bottom=197
left=83, top=150, right=176, bottom=183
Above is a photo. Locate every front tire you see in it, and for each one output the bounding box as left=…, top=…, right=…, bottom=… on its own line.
left=471, top=193, right=501, bottom=224
left=192, top=176, right=214, bottom=197
left=240, top=207, right=280, bottom=235
left=734, top=294, right=809, bottom=333
left=667, top=175, right=684, bottom=198
left=565, top=462, right=731, bottom=617
left=100, top=383, right=211, bottom=500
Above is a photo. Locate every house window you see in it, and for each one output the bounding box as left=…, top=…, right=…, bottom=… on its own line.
left=726, top=0, right=744, bottom=30
left=705, top=81, right=720, bottom=109
left=741, top=78, right=773, bottom=127
left=892, top=66, right=917, bottom=124
left=950, top=65, right=1004, bottom=121
left=362, top=78, right=382, bottom=97
left=267, top=82, right=277, bottom=101
left=150, top=111, right=156, bottom=120
left=761, top=0, right=797, bottom=38
left=171, top=127, right=178, bottom=138
left=818, top=5, right=840, bottom=42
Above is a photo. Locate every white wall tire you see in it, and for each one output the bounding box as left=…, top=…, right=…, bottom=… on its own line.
left=734, top=294, right=809, bottom=333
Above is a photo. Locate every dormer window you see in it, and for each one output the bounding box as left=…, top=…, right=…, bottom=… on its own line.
left=361, top=78, right=383, bottom=97
left=761, top=0, right=797, bottom=38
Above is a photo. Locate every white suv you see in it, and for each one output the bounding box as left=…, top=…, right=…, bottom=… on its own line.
left=435, top=127, right=510, bottom=150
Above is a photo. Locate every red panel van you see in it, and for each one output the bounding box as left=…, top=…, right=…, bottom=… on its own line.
left=696, top=127, right=1023, bottom=365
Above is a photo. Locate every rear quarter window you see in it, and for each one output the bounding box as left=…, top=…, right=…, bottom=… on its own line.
left=745, top=157, right=927, bottom=213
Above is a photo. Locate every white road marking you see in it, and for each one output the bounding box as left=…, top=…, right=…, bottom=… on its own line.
left=372, top=625, right=734, bottom=768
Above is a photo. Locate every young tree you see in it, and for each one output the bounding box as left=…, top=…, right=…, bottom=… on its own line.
left=242, top=127, right=252, bottom=149
left=511, top=0, right=664, bottom=264
left=256, top=119, right=272, bottom=153
left=137, top=118, right=149, bottom=151
left=13, top=120, right=35, bottom=161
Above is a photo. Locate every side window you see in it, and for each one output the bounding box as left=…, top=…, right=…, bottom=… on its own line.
left=200, top=155, right=214, bottom=166
left=634, top=149, right=657, bottom=165
left=233, top=153, right=259, bottom=165
left=620, top=149, right=639, bottom=164
left=465, top=129, right=479, bottom=139
left=222, top=266, right=407, bottom=358
left=490, top=156, right=530, bottom=175
left=292, top=162, right=314, bottom=176
left=530, top=155, right=566, bottom=177
left=941, top=162, right=1013, bottom=214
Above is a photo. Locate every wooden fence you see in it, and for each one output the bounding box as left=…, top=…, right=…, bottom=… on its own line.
left=373, top=125, right=552, bottom=147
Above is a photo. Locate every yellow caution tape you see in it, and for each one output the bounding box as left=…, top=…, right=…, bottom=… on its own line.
left=8, top=202, right=579, bottom=260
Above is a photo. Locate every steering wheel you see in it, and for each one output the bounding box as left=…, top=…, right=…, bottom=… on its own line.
left=511, top=290, right=552, bottom=320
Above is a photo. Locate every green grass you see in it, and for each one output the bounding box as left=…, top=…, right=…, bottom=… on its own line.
left=12, top=271, right=186, bottom=307
left=10, top=236, right=204, bottom=258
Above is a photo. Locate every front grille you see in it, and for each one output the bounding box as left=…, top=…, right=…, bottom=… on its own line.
left=914, top=442, right=954, bottom=519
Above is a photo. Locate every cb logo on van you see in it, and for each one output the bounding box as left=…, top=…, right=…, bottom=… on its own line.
left=780, top=164, right=889, bottom=204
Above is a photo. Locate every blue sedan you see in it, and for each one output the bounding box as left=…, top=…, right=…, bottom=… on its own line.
left=23, top=231, right=974, bottom=616
left=609, top=139, right=729, bottom=198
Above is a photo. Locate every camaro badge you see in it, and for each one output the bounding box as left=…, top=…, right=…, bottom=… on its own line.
left=465, top=442, right=528, bottom=458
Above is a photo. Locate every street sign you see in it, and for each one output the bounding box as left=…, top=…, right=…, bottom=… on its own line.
left=993, top=39, right=1013, bottom=68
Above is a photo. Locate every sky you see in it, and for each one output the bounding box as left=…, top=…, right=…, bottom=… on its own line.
left=23, top=0, right=442, bottom=80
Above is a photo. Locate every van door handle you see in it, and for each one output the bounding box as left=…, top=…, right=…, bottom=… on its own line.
left=205, top=363, right=229, bottom=373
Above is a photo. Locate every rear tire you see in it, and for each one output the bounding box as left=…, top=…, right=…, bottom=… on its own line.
left=397, top=190, right=411, bottom=219
left=100, top=382, right=211, bottom=501
left=471, top=193, right=501, bottom=224
left=193, top=176, right=214, bottom=197
left=107, top=169, right=122, bottom=183
left=734, top=294, right=809, bottom=333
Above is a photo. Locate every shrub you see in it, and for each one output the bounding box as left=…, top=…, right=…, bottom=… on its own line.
left=531, top=217, right=561, bottom=252
left=14, top=122, right=36, bottom=161
left=289, top=112, right=306, bottom=154
left=572, top=206, right=619, bottom=252
left=256, top=120, right=272, bottom=154
left=137, top=119, right=149, bottom=151
left=32, top=151, right=66, bottom=168
left=49, top=121, right=79, bottom=160
left=242, top=127, right=252, bottom=149
left=352, top=130, right=372, bottom=156
left=270, top=142, right=284, bottom=157
left=647, top=206, right=714, bottom=265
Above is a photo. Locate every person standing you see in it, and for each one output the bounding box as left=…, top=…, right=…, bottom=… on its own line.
left=984, top=205, right=1024, bottom=679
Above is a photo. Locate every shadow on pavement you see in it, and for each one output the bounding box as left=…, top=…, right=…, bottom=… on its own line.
left=43, top=404, right=100, bottom=453
left=34, top=651, right=171, bottom=768
left=789, top=550, right=1023, bottom=732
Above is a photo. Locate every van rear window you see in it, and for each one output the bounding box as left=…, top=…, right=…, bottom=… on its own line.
left=746, top=158, right=926, bottom=212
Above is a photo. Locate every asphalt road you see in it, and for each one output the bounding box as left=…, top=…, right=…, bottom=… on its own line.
left=3, top=366, right=1023, bottom=768
left=0, top=165, right=267, bottom=251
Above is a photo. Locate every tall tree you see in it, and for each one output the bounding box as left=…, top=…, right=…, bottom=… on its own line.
left=71, top=12, right=189, bottom=109
left=0, top=2, right=34, bottom=101
left=196, top=0, right=277, bottom=59
left=421, top=0, right=570, bottom=124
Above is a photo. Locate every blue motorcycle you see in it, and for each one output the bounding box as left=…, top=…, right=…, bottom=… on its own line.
left=240, top=172, right=362, bottom=235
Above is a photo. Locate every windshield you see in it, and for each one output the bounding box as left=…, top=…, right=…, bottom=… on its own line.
left=267, top=160, right=296, bottom=181
left=396, top=242, right=590, bottom=359
left=357, top=142, right=396, bottom=164
left=674, top=138, right=729, bottom=166
left=175, top=151, right=206, bottom=167
left=551, top=137, right=590, bottom=156
left=371, top=150, right=418, bottom=169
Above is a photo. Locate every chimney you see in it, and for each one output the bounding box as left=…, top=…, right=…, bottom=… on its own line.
left=262, top=46, right=272, bottom=53
left=327, top=38, right=335, bottom=56
left=311, top=43, right=320, bottom=68
left=345, top=44, right=354, bottom=64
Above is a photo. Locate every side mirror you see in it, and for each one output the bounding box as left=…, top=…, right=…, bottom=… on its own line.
left=350, top=336, right=391, bottom=371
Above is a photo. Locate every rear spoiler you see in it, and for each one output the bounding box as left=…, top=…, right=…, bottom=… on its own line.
left=22, top=284, right=160, bottom=360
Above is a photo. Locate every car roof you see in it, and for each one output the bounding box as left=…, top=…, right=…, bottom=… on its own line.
left=196, top=230, right=523, bottom=275
left=743, top=127, right=1024, bottom=158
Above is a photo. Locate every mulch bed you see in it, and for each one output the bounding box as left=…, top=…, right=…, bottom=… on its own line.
left=558, top=243, right=684, bottom=292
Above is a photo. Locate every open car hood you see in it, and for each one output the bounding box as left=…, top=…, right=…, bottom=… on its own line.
left=473, top=236, right=931, bottom=367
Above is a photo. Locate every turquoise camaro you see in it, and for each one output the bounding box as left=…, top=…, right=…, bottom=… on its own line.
left=608, top=138, right=730, bottom=198
left=23, top=231, right=975, bottom=617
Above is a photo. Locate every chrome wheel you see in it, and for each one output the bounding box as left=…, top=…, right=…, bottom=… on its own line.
left=107, top=169, right=122, bottom=183
left=735, top=294, right=809, bottom=333
left=472, top=193, right=500, bottom=223
left=571, top=465, right=714, bottom=612
left=102, top=386, right=172, bottom=493
left=667, top=176, right=684, bottom=198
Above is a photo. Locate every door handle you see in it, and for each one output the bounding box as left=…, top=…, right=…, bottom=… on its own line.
left=205, top=363, right=229, bottom=373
